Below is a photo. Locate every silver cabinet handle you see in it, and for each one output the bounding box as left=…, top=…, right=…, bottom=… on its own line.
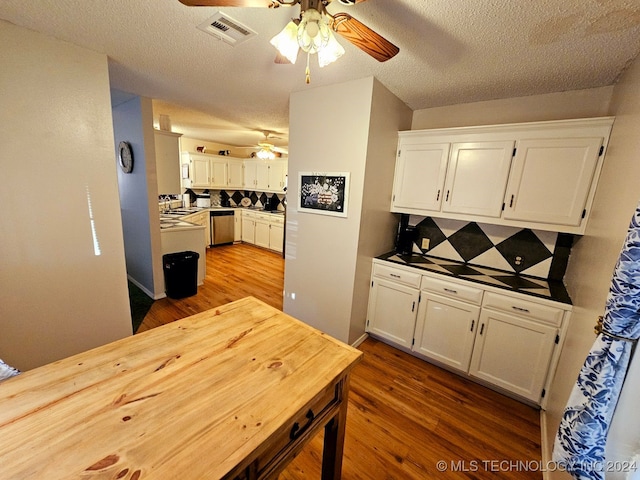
left=412, top=301, right=416, bottom=312
left=390, top=273, right=401, bottom=279
left=479, top=323, right=485, bottom=335
left=444, top=288, right=458, bottom=294
left=470, top=320, right=475, bottom=332
left=512, top=306, right=530, bottom=313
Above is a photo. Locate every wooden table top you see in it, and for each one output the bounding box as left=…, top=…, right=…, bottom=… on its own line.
left=0, top=297, right=363, bottom=479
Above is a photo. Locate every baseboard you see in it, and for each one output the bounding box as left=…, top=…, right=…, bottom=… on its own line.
left=351, top=333, right=368, bottom=349
left=127, top=275, right=164, bottom=300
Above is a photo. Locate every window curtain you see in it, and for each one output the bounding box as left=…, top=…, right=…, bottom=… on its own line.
left=553, top=203, right=640, bottom=480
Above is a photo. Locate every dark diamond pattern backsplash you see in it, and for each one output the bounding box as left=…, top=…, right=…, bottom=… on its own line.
left=405, top=215, right=574, bottom=280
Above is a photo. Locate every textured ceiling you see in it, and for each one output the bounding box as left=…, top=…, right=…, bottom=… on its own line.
left=2, top=0, right=640, bottom=150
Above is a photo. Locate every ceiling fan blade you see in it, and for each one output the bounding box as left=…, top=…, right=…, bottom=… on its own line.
left=178, top=0, right=279, bottom=6
left=331, top=13, right=399, bottom=62
left=274, top=52, right=292, bottom=64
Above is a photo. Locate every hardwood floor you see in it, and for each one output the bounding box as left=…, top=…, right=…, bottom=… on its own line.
left=139, top=243, right=542, bottom=479
left=137, top=243, right=284, bottom=333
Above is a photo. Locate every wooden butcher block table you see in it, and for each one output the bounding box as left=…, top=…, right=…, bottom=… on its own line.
left=0, top=297, right=362, bottom=479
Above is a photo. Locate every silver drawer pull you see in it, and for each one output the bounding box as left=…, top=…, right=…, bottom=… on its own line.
left=444, top=288, right=458, bottom=294
left=512, top=306, right=530, bottom=313
left=390, top=274, right=401, bottom=279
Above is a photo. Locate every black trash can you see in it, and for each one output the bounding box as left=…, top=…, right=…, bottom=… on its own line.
left=163, top=251, right=199, bottom=299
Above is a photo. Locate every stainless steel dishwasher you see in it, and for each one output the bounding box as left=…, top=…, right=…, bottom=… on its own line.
left=210, top=210, right=234, bottom=246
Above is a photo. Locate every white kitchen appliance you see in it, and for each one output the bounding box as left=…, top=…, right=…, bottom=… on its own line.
left=195, top=194, right=211, bottom=208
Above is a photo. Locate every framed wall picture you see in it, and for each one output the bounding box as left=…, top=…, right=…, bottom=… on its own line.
left=298, top=172, right=350, bottom=218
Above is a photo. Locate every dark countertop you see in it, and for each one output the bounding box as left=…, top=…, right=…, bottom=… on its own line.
left=376, top=251, right=572, bottom=306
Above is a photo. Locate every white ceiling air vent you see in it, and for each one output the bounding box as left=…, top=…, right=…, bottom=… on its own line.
left=197, top=11, right=257, bottom=46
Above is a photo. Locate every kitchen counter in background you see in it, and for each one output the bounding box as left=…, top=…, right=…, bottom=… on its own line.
left=377, top=251, right=572, bottom=305
left=159, top=206, right=284, bottom=230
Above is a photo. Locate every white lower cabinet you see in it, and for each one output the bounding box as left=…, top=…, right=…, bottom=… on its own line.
left=468, top=308, right=558, bottom=402
left=254, top=215, right=271, bottom=249
left=239, top=210, right=284, bottom=252
left=367, top=278, right=420, bottom=350
left=413, top=292, right=480, bottom=372
left=366, top=259, right=570, bottom=406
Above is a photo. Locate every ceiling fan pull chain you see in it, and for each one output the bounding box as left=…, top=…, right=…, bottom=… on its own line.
left=305, top=51, right=311, bottom=84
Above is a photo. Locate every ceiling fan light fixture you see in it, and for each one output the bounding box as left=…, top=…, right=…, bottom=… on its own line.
left=318, top=29, right=345, bottom=67
left=297, top=8, right=330, bottom=54
left=270, top=20, right=300, bottom=64
left=257, top=147, right=276, bottom=160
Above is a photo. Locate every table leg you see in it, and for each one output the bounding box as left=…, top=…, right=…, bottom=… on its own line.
left=321, top=377, right=350, bottom=480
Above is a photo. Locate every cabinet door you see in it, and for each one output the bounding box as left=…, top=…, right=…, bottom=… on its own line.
left=268, top=162, right=287, bottom=192
left=256, top=162, right=270, bottom=191
left=503, top=137, right=603, bottom=226
left=367, top=278, right=419, bottom=349
left=227, top=159, right=244, bottom=189
left=413, top=292, right=480, bottom=372
left=191, top=155, right=210, bottom=188
left=469, top=308, right=557, bottom=402
left=391, top=143, right=450, bottom=212
left=269, top=222, right=284, bottom=253
left=241, top=217, right=255, bottom=243
left=234, top=210, right=242, bottom=242
left=210, top=159, right=228, bottom=188
left=254, top=219, right=270, bottom=248
left=442, top=141, right=514, bottom=217
left=244, top=161, right=257, bottom=190
left=154, top=131, right=181, bottom=194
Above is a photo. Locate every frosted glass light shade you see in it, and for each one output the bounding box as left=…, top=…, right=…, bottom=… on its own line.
left=257, top=148, right=275, bottom=160
left=297, top=9, right=330, bottom=54
left=318, top=29, right=345, bottom=67
left=270, top=21, right=300, bottom=64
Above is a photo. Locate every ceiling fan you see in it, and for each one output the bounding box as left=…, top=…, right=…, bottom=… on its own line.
left=241, top=131, right=288, bottom=159
left=178, top=0, right=399, bottom=82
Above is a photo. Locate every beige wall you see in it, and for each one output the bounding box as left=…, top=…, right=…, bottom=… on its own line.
left=350, top=79, right=412, bottom=343
left=179, top=137, right=255, bottom=159
left=543, top=56, right=640, bottom=475
left=412, top=86, right=613, bottom=130
left=0, top=21, right=132, bottom=370
left=284, top=77, right=411, bottom=344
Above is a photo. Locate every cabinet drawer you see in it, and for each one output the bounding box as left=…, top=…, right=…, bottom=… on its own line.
left=254, top=380, right=341, bottom=477
left=372, top=264, right=421, bottom=288
left=270, top=215, right=285, bottom=224
left=421, top=275, right=483, bottom=305
left=482, top=292, right=564, bottom=327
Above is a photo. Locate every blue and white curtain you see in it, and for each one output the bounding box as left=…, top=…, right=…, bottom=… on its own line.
left=553, top=203, right=640, bottom=480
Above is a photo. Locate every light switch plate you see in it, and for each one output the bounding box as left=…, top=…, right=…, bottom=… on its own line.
left=421, top=238, right=430, bottom=249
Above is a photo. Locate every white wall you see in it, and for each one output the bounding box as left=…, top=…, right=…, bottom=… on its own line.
left=284, top=77, right=411, bottom=344
left=112, top=95, right=165, bottom=299
left=350, top=79, right=412, bottom=343
left=412, top=86, right=613, bottom=129
left=284, top=77, right=373, bottom=342
left=0, top=21, right=132, bottom=370
left=544, top=56, right=640, bottom=477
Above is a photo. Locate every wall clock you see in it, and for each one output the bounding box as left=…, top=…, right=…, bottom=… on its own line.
left=118, top=141, right=134, bottom=173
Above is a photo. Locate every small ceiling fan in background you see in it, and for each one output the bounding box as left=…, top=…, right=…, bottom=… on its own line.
left=240, top=131, right=288, bottom=159
left=178, top=0, right=399, bottom=82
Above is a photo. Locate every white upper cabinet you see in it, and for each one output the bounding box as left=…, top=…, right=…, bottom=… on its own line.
left=391, top=117, right=614, bottom=234
left=154, top=130, right=182, bottom=194
left=210, top=158, right=228, bottom=189
left=182, top=152, right=245, bottom=190
left=227, top=159, right=244, bottom=189
left=503, top=137, right=603, bottom=226
left=442, top=141, right=514, bottom=218
left=190, top=154, right=211, bottom=189
left=243, top=159, right=288, bottom=193
left=391, top=143, right=449, bottom=212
